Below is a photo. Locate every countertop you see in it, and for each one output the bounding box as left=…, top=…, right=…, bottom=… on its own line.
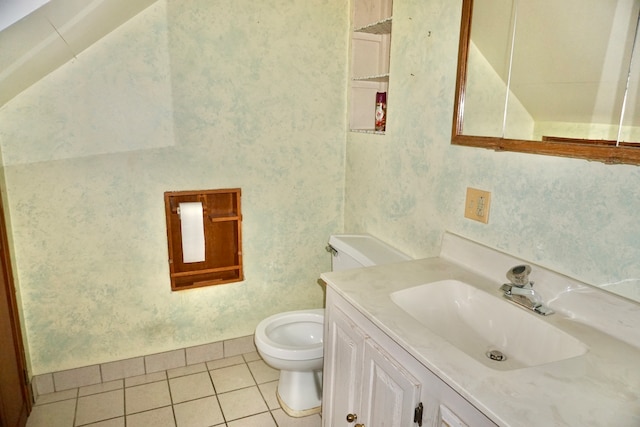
left=320, top=233, right=640, bottom=427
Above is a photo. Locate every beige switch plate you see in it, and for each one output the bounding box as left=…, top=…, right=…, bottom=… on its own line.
left=465, top=188, right=491, bottom=223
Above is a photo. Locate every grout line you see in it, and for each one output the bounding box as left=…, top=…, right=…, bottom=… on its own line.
left=169, top=386, right=178, bottom=427
left=29, top=352, right=322, bottom=427
left=72, top=393, right=78, bottom=427
left=122, top=384, right=127, bottom=427
left=209, top=366, right=229, bottom=427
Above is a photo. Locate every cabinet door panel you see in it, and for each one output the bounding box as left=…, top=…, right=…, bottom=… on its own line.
left=323, top=305, right=366, bottom=426
left=361, top=339, right=421, bottom=427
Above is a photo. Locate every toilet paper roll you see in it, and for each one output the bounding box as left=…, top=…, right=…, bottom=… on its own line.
left=179, top=202, right=205, bottom=263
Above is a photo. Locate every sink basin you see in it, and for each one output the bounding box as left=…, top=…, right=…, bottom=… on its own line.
left=390, top=280, right=587, bottom=370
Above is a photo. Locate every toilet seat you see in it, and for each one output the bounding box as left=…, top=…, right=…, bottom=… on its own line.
left=255, top=309, right=324, bottom=361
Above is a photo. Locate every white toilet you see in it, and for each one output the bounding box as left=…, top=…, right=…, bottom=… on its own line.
left=254, top=233, right=410, bottom=417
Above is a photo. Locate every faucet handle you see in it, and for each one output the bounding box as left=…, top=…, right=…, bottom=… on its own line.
left=506, top=264, right=532, bottom=287
left=533, top=304, right=554, bottom=316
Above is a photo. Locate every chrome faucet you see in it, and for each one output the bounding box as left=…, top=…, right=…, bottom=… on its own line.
left=500, top=265, right=554, bottom=316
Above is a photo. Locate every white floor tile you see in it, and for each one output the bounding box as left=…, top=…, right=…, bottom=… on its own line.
left=210, top=364, right=255, bottom=393
left=247, top=360, right=279, bottom=384
left=26, top=399, right=76, bottom=427
left=218, top=386, right=269, bottom=421
left=126, top=406, right=176, bottom=427
left=226, top=412, right=276, bottom=427
left=79, top=380, right=123, bottom=397
left=82, top=418, right=125, bottom=427
left=27, top=351, right=315, bottom=427
left=271, top=408, right=322, bottom=427
left=169, top=372, right=215, bottom=404
left=257, top=381, right=280, bottom=410
left=75, top=389, right=124, bottom=426
left=125, top=381, right=171, bottom=414
left=173, top=396, right=225, bottom=427
left=243, top=351, right=261, bottom=362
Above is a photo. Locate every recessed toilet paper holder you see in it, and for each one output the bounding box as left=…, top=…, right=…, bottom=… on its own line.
left=164, top=188, right=243, bottom=291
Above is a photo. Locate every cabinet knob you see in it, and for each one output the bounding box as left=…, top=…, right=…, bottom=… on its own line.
left=355, top=424, right=365, bottom=427
left=346, top=413, right=358, bottom=422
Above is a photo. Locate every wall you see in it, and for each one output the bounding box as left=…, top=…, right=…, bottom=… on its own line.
left=3, top=0, right=640, bottom=377
left=345, top=0, right=640, bottom=301
left=0, top=0, right=348, bottom=374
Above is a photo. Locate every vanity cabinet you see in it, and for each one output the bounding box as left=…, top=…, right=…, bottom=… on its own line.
left=323, top=288, right=497, bottom=427
left=349, top=0, right=393, bottom=133
left=323, top=300, right=420, bottom=427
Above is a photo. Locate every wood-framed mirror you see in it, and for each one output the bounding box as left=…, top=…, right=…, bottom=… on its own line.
left=452, top=0, right=640, bottom=165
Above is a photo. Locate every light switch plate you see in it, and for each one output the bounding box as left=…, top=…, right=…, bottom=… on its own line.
left=464, top=188, right=491, bottom=223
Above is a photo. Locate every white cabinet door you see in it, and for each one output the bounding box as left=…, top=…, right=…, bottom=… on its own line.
left=361, top=338, right=421, bottom=427
left=324, top=294, right=422, bottom=427
left=323, top=304, right=366, bottom=427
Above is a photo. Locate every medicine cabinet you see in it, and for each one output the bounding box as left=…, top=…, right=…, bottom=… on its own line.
left=349, top=0, right=393, bottom=133
left=164, top=188, right=243, bottom=291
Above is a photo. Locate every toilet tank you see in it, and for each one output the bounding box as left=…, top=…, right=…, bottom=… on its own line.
left=328, top=234, right=411, bottom=271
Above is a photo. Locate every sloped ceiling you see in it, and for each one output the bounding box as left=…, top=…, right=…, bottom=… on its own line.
left=471, top=0, right=640, bottom=127
left=0, top=0, right=50, bottom=31
left=0, top=0, right=158, bottom=107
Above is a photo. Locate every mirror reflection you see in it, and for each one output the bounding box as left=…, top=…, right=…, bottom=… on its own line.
left=454, top=0, right=640, bottom=163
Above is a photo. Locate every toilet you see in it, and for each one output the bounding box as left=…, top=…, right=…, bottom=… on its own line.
left=254, top=233, right=410, bottom=417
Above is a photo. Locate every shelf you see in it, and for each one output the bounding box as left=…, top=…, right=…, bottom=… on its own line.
left=354, top=17, right=392, bottom=35
left=209, top=214, right=241, bottom=222
left=171, top=267, right=242, bottom=290
left=171, top=265, right=241, bottom=278
left=350, top=129, right=386, bottom=135
left=353, top=73, right=389, bottom=82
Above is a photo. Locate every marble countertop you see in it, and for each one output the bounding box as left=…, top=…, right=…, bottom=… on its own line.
left=320, top=233, right=640, bottom=427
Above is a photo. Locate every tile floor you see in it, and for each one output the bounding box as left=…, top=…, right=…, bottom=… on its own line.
left=26, top=352, right=322, bottom=427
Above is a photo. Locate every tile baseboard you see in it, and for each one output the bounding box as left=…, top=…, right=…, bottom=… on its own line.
left=31, top=335, right=256, bottom=400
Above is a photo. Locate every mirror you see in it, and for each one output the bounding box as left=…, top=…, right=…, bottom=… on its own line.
left=452, top=0, right=640, bottom=165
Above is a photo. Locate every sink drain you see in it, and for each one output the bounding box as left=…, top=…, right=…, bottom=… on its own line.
left=486, top=349, right=507, bottom=361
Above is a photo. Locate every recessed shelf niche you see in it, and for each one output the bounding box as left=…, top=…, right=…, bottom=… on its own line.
left=164, top=188, right=243, bottom=291
left=349, top=0, right=393, bottom=133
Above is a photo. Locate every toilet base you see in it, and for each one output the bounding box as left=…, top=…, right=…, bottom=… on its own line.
left=276, top=369, right=323, bottom=417
left=277, top=390, right=321, bottom=417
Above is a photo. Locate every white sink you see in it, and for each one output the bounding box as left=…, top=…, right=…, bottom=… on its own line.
left=390, top=280, right=587, bottom=370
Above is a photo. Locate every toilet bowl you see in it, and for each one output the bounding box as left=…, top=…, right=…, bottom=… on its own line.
left=254, top=233, right=410, bottom=417
left=254, top=309, right=324, bottom=417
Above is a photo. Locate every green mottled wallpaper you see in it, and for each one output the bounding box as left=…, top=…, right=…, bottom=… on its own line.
left=0, top=0, right=347, bottom=374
